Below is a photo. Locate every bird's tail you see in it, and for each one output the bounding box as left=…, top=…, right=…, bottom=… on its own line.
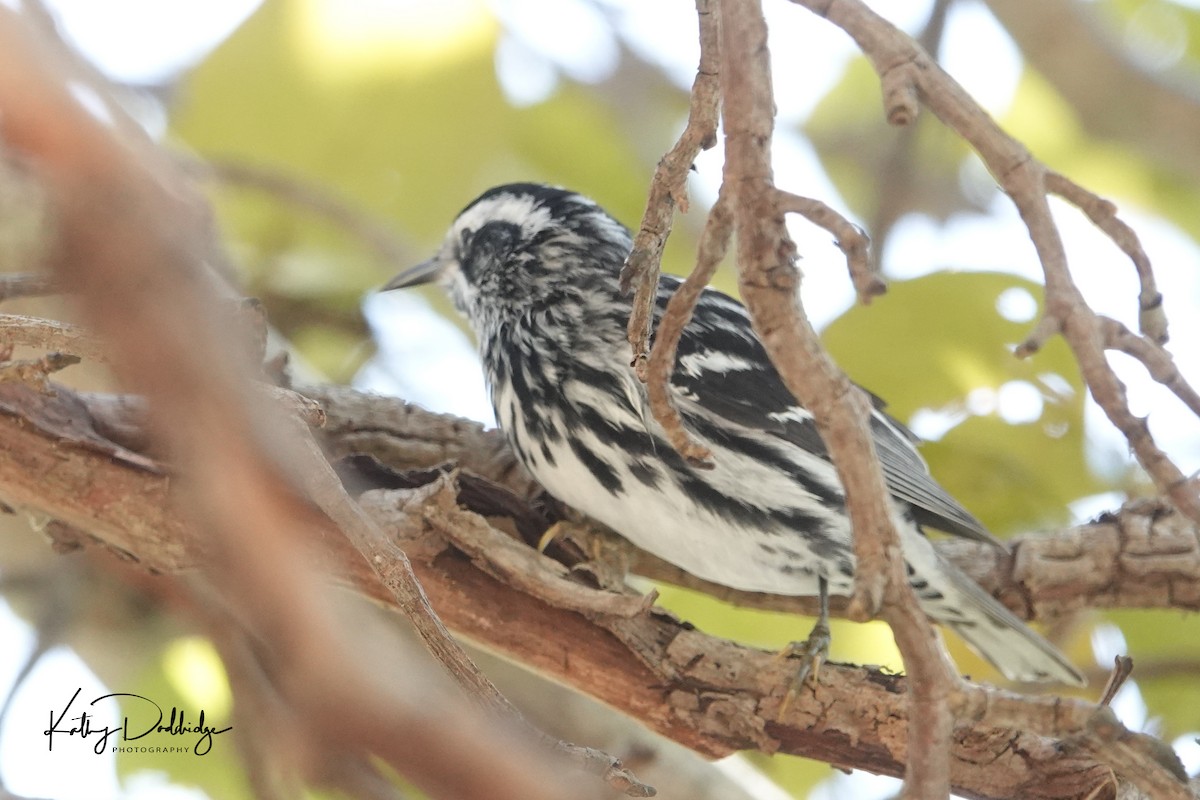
left=923, top=557, right=1085, bottom=686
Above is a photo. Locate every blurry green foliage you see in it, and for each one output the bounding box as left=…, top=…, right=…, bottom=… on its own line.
left=805, top=56, right=981, bottom=225
left=1101, top=0, right=1200, bottom=68
left=115, top=638, right=245, bottom=799
left=825, top=272, right=1107, bottom=534
left=169, top=0, right=695, bottom=381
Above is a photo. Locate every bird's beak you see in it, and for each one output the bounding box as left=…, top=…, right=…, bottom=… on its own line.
left=381, top=256, right=447, bottom=291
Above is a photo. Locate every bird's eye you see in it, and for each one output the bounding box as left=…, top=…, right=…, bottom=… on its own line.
left=460, top=227, right=475, bottom=248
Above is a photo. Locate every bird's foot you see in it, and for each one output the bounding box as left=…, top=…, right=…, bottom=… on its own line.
left=537, top=520, right=631, bottom=593
left=775, top=618, right=831, bottom=719
left=775, top=575, right=831, bottom=719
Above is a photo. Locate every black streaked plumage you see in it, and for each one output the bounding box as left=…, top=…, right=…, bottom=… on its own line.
left=382, top=182, right=1084, bottom=686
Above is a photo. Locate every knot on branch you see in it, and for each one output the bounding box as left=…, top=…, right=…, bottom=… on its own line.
left=881, top=61, right=920, bottom=126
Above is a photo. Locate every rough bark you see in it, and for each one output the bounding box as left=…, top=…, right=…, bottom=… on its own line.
left=5, top=380, right=1198, bottom=800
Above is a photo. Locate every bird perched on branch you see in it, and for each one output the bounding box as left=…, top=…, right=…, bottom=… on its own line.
left=382, top=182, right=1084, bottom=687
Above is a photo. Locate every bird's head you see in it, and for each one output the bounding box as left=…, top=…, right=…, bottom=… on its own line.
left=381, top=183, right=631, bottom=328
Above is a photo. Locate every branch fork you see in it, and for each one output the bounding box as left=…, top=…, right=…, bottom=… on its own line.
left=621, top=0, right=1200, bottom=797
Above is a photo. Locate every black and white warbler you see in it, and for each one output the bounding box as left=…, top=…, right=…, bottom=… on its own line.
left=383, top=182, right=1084, bottom=686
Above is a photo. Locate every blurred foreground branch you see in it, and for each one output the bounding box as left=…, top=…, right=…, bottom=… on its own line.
left=0, top=5, right=634, bottom=798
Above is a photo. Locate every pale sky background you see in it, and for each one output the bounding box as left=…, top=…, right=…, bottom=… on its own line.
left=4, top=1, right=1200, bottom=798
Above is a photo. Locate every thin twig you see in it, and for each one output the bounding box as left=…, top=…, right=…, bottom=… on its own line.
left=789, top=0, right=1200, bottom=530
left=861, top=0, right=952, bottom=263
left=1098, top=656, right=1134, bottom=706
left=415, top=473, right=653, bottom=619
left=1095, top=315, right=1200, bottom=419
left=621, top=0, right=721, bottom=377
left=1014, top=185, right=1200, bottom=521
left=716, top=1, right=957, bottom=797
left=1046, top=171, right=1166, bottom=343
left=643, top=190, right=733, bottom=467
left=773, top=189, right=881, bottom=302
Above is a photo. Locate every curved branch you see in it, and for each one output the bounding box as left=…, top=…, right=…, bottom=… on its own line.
left=1044, top=172, right=1165, bottom=343
left=719, top=2, right=959, bottom=795
left=773, top=189, right=880, bottom=302
left=983, top=0, right=1200, bottom=187
left=642, top=189, right=733, bottom=468
left=788, top=0, right=1200, bottom=529
left=1, top=378, right=1180, bottom=800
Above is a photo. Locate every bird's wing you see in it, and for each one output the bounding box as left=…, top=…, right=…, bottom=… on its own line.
left=658, top=280, right=1001, bottom=547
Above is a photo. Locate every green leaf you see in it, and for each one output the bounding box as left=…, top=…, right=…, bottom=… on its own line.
left=171, top=0, right=688, bottom=262
left=823, top=271, right=1107, bottom=533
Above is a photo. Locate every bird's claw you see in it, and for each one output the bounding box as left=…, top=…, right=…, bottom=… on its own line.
left=776, top=619, right=831, bottom=719
left=536, top=521, right=567, bottom=553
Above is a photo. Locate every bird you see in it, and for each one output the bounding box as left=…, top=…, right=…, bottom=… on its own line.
left=381, top=182, right=1085, bottom=687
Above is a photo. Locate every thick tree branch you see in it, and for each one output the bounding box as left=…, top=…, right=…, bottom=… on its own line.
left=76, top=382, right=1200, bottom=622
left=5, top=380, right=1197, bottom=799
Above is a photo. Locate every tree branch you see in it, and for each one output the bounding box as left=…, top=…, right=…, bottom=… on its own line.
left=621, top=0, right=721, bottom=373
left=8, top=380, right=1199, bottom=799
left=789, top=0, right=1200, bottom=528
left=983, top=0, right=1200, bottom=188
left=718, top=2, right=958, bottom=795
left=77, top=382, right=1200, bottom=622
left=0, top=313, right=107, bottom=362
left=643, top=189, right=733, bottom=468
